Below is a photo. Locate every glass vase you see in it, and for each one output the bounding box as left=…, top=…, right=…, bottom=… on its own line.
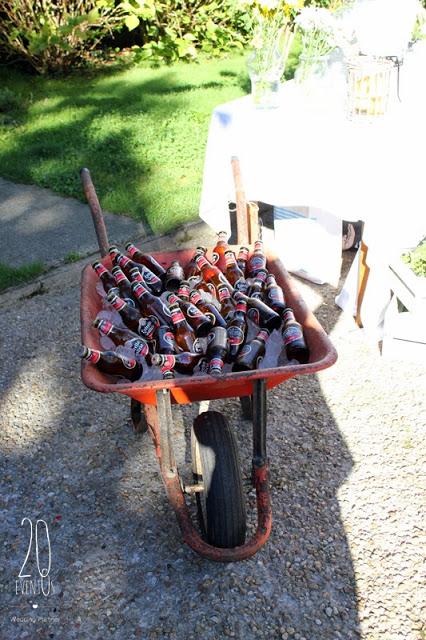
left=247, top=48, right=284, bottom=109
left=294, top=53, right=329, bottom=93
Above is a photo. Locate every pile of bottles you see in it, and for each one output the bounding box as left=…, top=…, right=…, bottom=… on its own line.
left=79, top=233, right=309, bottom=382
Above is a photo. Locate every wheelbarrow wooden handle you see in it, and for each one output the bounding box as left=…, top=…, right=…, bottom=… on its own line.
left=231, top=156, right=249, bottom=246
left=80, top=167, right=110, bottom=257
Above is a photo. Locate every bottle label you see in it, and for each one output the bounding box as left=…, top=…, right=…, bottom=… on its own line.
left=218, top=286, right=231, bottom=303
left=131, top=271, right=143, bottom=283
left=188, top=275, right=201, bottom=286
left=247, top=308, right=260, bottom=325
left=227, top=325, right=244, bottom=346
left=237, top=247, right=249, bottom=260
left=254, top=269, right=268, bottom=284
left=133, top=282, right=148, bottom=298
left=160, top=355, right=176, bottom=369
left=120, top=355, right=137, bottom=369
left=97, top=320, right=113, bottom=336
left=249, top=255, right=265, bottom=271
left=186, top=304, right=203, bottom=319
left=283, top=326, right=303, bottom=346
left=170, top=307, right=186, bottom=324
left=86, top=349, right=101, bottom=363
left=193, top=338, right=207, bottom=354
left=195, top=255, right=209, bottom=269
left=138, top=317, right=157, bottom=340
left=211, top=251, right=219, bottom=265
left=160, top=330, right=176, bottom=349
left=189, top=290, right=202, bottom=305
left=268, top=287, right=284, bottom=304
left=166, top=292, right=180, bottom=306
left=238, top=344, right=251, bottom=359
left=282, top=308, right=295, bottom=324
left=117, top=255, right=131, bottom=269
left=234, top=278, right=248, bottom=293
left=142, top=268, right=161, bottom=286
left=126, top=338, right=149, bottom=358
left=257, top=329, right=270, bottom=343
left=225, top=252, right=237, bottom=267
left=114, top=269, right=126, bottom=284
left=178, top=283, right=190, bottom=299
left=209, top=357, right=224, bottom=373
left=236, top=301, right=247, bottom=313
left=127, top=244, right=137, bottom=257
left=110, top=296, right=126, bottom=311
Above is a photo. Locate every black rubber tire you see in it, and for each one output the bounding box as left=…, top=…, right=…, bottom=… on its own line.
left=192, top=411, right=246, bottom=548
left=130, top=399, right=148, bottom=435
left=240, top=395, right=252, bottom=421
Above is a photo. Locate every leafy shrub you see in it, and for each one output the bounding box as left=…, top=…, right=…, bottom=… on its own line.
left=123, top=0, right=251, bottom=63
left=402, top=240, right=426, bottom=278
left=0, top=87, right=21, bottom=112
left=0, top=0, right=128, bottom=74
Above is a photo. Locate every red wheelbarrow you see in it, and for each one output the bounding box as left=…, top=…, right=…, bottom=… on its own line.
left=79, top=167, right=337, bottom=562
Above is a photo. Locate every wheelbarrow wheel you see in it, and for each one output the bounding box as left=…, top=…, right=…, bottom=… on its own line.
left=130, top=399, right=148, bottom=435
left=192, top=411, right=246, bottom=549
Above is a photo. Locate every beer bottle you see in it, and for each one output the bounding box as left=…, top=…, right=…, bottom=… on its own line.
left=125, top=242, right=166, bottom=279
left=189, top=290, right=227, bottom=329
left=131, top=282, right=172, bottom=328
left=233, top=291, right=281, bottom=331
left=152, top=352, right=201, bottom=376
left=194, top=280, right=217, bottom=300
left=211, top=231, right=229, bottom=271
left=195, top=254, right=234, bottom=293
left=177, top=280, right=190, bottom=301
left=206, top=327, right=229, bottom=377
left=226, top=298, right=248, bottom=361
left=110, top=247, right=162, bottom=295
left=166, top=292, right=212, bottom=338
left=236, top=246, right=250, bottom=275
left=217, top=284, right=235, bottom=322
left=169, top=302, right=195, bottom=352
left=92, top=261, right=118, bottom=296
left=248, top=269, right=268, bottom=299
left=232, top=329, right=270, bottom=373
left=79, top=346, right=142, bottom=381
left=265, top=273, right=286, bottom=313
left=128, top=267, right=144, bottom=283
left=93, top=318, right=150, bottom=360
left=281, top=307, right=309, bottom=364
left=247, top=240, right=267, bottom=277
left=111, top=266, right=136, bottom=307
left=155, top=325, right=178, bottom=355
left=107, top=290, right=146, bottom=334
left=165, top=260, right=185, bottom=291
left=185, top=247, right=207, bottom=285
left=224, top=251, right=245, bottom=289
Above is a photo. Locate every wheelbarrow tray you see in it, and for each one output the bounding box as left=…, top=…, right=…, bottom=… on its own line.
left=80, top=246, right=337, bottom=405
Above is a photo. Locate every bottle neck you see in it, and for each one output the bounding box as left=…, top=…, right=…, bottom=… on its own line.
left=109, top=294, right=127, bottom=311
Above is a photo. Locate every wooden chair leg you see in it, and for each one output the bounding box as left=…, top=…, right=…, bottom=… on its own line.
left=355, top=241, right=370, bottom=328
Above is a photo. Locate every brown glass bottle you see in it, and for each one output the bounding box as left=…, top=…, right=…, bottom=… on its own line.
left=211, top=231, right=229, bottom=272
left=92, top=261, right=118, bottom=296
left=131, top=282, right=172, bottom=328
left=195, top=254, right=234, bottom=293
left=169, top=303, right=195, bottom=352
left=233, top=291, right=281, bottom=331
left=125, top=242, right=166, bottom=279
left=165, top=260, right=185, bottom=291
left=155, top=325, right=178, bottom=355
left=79, top=346, right=142, bottom=381
left=152, top=352, right=201, bottom=376
left=247, top=240, right=267, bottom=277
left=224, top=250, right=246, bottom=289
left=248, top=268, right=268, bottom=299
left=110, top=247, right=162, bottom=295
left=185, top=247, right=207, bottom=285
left=281, top=307, right=309, bottom=364
left=206, top=327, right=229, bottom=376
left=93, top=318, right=150, bottom=360
left=232, top=328, right=270, bottom=372
left=236, top=246, right=250, bottom=275
left=226, top=299, right=248, bottom=361
left=265, top=273, right=286, bottom=312
left=111, top=266, right=136, bottom=307
left=166, top=292, right=212, bottom=338
left=216, top=285, right=235, bottom=322
left=106, top=291, right=157, bottom=341
left=189, top=290, right=227, bottom=329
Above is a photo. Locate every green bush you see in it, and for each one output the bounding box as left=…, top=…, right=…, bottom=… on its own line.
left=402, top=240, right=426, bottom=278
left=123, top=0, right=251, bottom=63
left=0, top=0, right=128, bottom=74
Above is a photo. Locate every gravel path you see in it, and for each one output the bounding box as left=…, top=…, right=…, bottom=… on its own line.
left=0, top=253, right=424, bottom=640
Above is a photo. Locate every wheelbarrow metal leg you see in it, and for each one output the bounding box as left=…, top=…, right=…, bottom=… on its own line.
left=252, top=378, right=267, bottom=468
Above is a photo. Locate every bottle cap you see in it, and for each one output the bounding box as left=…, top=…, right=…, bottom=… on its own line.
left=125, top=242, right=135, bottom=251
left=78, top=345, right=89, bottom=358
left=92, top=318, right=101, bottom=328
left=108, top=245, right=119, bottom=253
left=151, top=354, right=163, bottom=366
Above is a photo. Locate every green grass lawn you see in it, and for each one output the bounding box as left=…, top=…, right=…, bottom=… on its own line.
left=0, top=55, right=250, bottom=235
left=0, top=49, right=300, bottom=236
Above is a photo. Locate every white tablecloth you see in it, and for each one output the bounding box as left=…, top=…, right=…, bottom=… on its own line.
left=199, top=46, right=426, bottom=331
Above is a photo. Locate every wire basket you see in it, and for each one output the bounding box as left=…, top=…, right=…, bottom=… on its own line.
left=346, top=56, right=394, bottom=120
